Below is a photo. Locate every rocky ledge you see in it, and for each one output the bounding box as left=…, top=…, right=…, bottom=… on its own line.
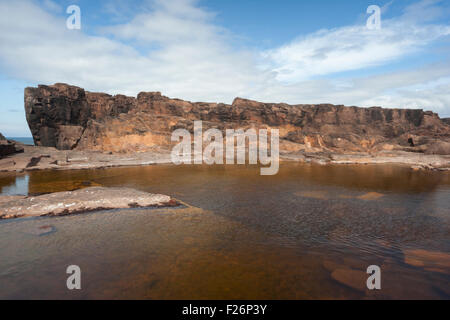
left=0, top=143, right=449, bottom=172
left=0, top=187, right=176, bottom=219
left=0, top=143, right=172, bottom=172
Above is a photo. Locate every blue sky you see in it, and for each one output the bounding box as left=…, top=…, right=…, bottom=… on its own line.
left=0, top=0, right=449, bottom=137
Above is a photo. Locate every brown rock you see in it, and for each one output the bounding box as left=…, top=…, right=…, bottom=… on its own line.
left=322, top=259, right=342, bottom=272
left=403, top=249, right=450, bottom=274
left=331, top=268, right=368, bottom=292
left=425, top=141, right=450, bottom=155
left=24, top=83, right=450, bottom=154
left=0, top=195, right=27, bottom=204
left=357, top=192, right=384, bottom=200
left=0, top=133, right=24, bottom=158
left=295, top=190, right=328, bottom=199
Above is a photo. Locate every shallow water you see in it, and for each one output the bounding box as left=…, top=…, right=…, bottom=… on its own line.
left=0, top=163, right=449, bottom=299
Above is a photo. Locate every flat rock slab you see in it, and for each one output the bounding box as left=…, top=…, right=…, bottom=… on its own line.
left=356, top=192, right=384, bottom=200
left=403, top=249, right=450, bottom=274
left=0, top=195, right=27, bottom=204
left=331, top=268, right=368, bottom=292
left=0, top=187, right=173, bottom=219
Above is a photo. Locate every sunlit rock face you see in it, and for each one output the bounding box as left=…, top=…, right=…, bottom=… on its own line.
left=25, top=83, right=450, bottom=154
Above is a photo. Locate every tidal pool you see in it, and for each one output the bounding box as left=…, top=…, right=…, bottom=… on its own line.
left=0, top=163, right=449, bottom=299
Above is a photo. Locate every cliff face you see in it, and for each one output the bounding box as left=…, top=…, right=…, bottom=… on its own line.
left=25, top=83, right=450, bottom=154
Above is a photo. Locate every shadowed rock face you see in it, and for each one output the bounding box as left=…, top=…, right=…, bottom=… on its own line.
left=25, top=83, right=450, bottom=154
left=0, top=133, right=24, bottom=158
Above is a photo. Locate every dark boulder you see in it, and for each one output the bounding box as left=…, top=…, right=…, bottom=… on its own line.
left=0, top=133, right=24, bottom=158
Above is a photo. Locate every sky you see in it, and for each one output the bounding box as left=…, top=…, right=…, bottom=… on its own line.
left=0, top=0, right=449, bottom=137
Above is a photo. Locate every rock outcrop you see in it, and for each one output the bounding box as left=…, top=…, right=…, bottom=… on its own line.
left=0, top=133, right=24, bottom=158
left=25, top=83, right=450, bottom=155
left=0, top=187, right=175, bottom=219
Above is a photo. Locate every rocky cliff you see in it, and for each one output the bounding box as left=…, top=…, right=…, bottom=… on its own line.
left=25, top=83, right=450, bottom=155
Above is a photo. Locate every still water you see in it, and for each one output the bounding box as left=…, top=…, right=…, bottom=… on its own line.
left=0, top=163, right=449, bottom=299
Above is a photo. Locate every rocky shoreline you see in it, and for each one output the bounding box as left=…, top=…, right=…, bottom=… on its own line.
left=0, top=143, right=173, bottom=172
left=2, top=82, right=450, bottom=171
left=7, top=82, right=448, bottom=172
left=1, top=82, right=450, bottom=212
left=2, top=135, right=447, bottom=221
left=0, top=141, right=449, bottom=173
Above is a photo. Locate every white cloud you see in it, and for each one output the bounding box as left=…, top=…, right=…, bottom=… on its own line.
left=0, top=0, right=449, bottom=139
left=359, top=76, right=450, bottom=115
left=42, top=0, right=61, bottom=13
left=236, top=63, right=450, bottom=118
left=102, top=0, right=221, bottom=45
left=0, top=0, right=271, bottom=102
left=263, top=14, right=450, bottom=82
left=402, top=0, right=449, bottom=23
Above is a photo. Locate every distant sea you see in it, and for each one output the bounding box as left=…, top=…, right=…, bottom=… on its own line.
left=7, top=137, right=34, bottom=145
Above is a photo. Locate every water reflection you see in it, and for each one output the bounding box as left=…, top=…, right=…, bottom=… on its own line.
left=2, top=163, right=447, bottom=197
left=0, top=163, right=449, bottom=299
left=0, top=174, right=29, bottom=195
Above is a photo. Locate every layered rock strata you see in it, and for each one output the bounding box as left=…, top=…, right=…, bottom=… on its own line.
left=25, top=83, right=450, bottom=155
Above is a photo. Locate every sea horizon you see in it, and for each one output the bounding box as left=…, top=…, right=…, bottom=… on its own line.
left=7, top=137, right=34, bottom=145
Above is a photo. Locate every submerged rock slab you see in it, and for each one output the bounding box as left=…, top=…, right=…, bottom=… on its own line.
left=331, top=268, right=367, bottom=292
left=0, top=187, right=173, bottom=219
left=356, top=192, right=384, bottom=200
left=403, top=249, right=450, bottom=274
left=24, top=224, right=57, bottom=236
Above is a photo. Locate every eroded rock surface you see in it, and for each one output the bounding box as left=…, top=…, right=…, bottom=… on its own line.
left=0, top=187, right=174, bottom=219
left=0, top=143, right=172, bottom=172
left=25, top=83, right=450, bottom=156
